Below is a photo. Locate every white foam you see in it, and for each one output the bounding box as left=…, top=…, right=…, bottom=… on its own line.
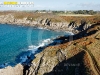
left=38, top=27, right=49, bottom=30
left=20, top=33, right=72, bottom=63
left=27, top=38, right=53, bottom=53
left=38, top=27, right=43, bottom=29
left=65, top=31, right=74, bottom=35
left=28, top=45, right=37, bottom=50
left=43, top=39, right=51, bottom=42
left=39, top=39, right=53, bottom=46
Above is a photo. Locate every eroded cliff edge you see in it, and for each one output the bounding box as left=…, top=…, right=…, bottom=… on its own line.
left=0, top=13, right=94, bottom=34
left=0, top=23, right=99, bottom=75
left=25, top=23, right=100, bottom=75
left=0, top=12, right=100, bottom=75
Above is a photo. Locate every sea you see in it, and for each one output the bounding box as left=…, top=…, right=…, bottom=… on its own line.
left=0, top=24, right=73, bottom=68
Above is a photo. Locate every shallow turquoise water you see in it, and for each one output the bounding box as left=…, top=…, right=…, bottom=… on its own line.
left=0, top=24, right=71, bottom=66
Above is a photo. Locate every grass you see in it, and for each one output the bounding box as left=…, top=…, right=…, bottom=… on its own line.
left=0, top=11, right=100, bottom=24
left=61, top=16, right=100, bottom=24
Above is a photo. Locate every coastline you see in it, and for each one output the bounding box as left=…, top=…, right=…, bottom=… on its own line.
left=0, top=14, right=84, bottom=34
left=0, top=22, right=76, bottom=34
left=0, top=13, right=90, bottom=69
left=0, top=13, right=99, bottom=75
left=0, top=23, right=74, bottom=69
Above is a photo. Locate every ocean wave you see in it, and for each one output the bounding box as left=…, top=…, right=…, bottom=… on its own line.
left=28, top=38, right=53, bottom=51
left=38, top=27, right=50, bottom=30
left=0, top=31, right=73, bottom=68
left=18, top=38, right=53, bottom=64
left=65, top=31, right=74, bottom=35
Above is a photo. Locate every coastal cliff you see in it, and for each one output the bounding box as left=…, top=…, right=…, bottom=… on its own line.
left=0, top=13, right=93, bottom=34
left=0, top=12, right=100, bottom=75
left=25, top=23, right=100, bottom=75
left=0, top=22, right=99, bottom=75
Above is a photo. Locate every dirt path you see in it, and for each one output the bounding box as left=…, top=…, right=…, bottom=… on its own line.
left=81, top=48, right=100, bottom=75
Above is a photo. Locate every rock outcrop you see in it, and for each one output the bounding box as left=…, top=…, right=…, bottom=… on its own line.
left=0, top=13, right=99, bottom=75
left=24, top=23, right=100, bottom=75
left=0, top=64, right=23, bottom=75
left=0, top=14, right=91, bottom=34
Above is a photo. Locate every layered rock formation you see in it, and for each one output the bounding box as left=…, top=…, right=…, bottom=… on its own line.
left=0, top=13, right=100, bottom=75
left=24, top=23, right=100, bottom=75
left=0, top=14, right=90, bottom=34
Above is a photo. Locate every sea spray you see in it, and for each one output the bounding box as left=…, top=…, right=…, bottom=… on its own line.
left=0, top=24, right=73, bottom=68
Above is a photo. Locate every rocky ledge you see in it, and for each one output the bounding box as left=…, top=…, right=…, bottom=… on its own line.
left=0, top=14, right=100, bottom=75
left=0, top=14, right=91, bottom=34
left=0, top=64, right=23, bottom=75
left=24, top=23, right=100, bottom=75
left=0, top=23, right=100, bottom=75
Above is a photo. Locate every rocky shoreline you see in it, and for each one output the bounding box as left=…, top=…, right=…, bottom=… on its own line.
left=0, top=14, right=91, bottom=34
left=0, top=14, right=99, bottom=75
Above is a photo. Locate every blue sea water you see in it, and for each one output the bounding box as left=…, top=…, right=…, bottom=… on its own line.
left=0, top=24, right=72, bottom=67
